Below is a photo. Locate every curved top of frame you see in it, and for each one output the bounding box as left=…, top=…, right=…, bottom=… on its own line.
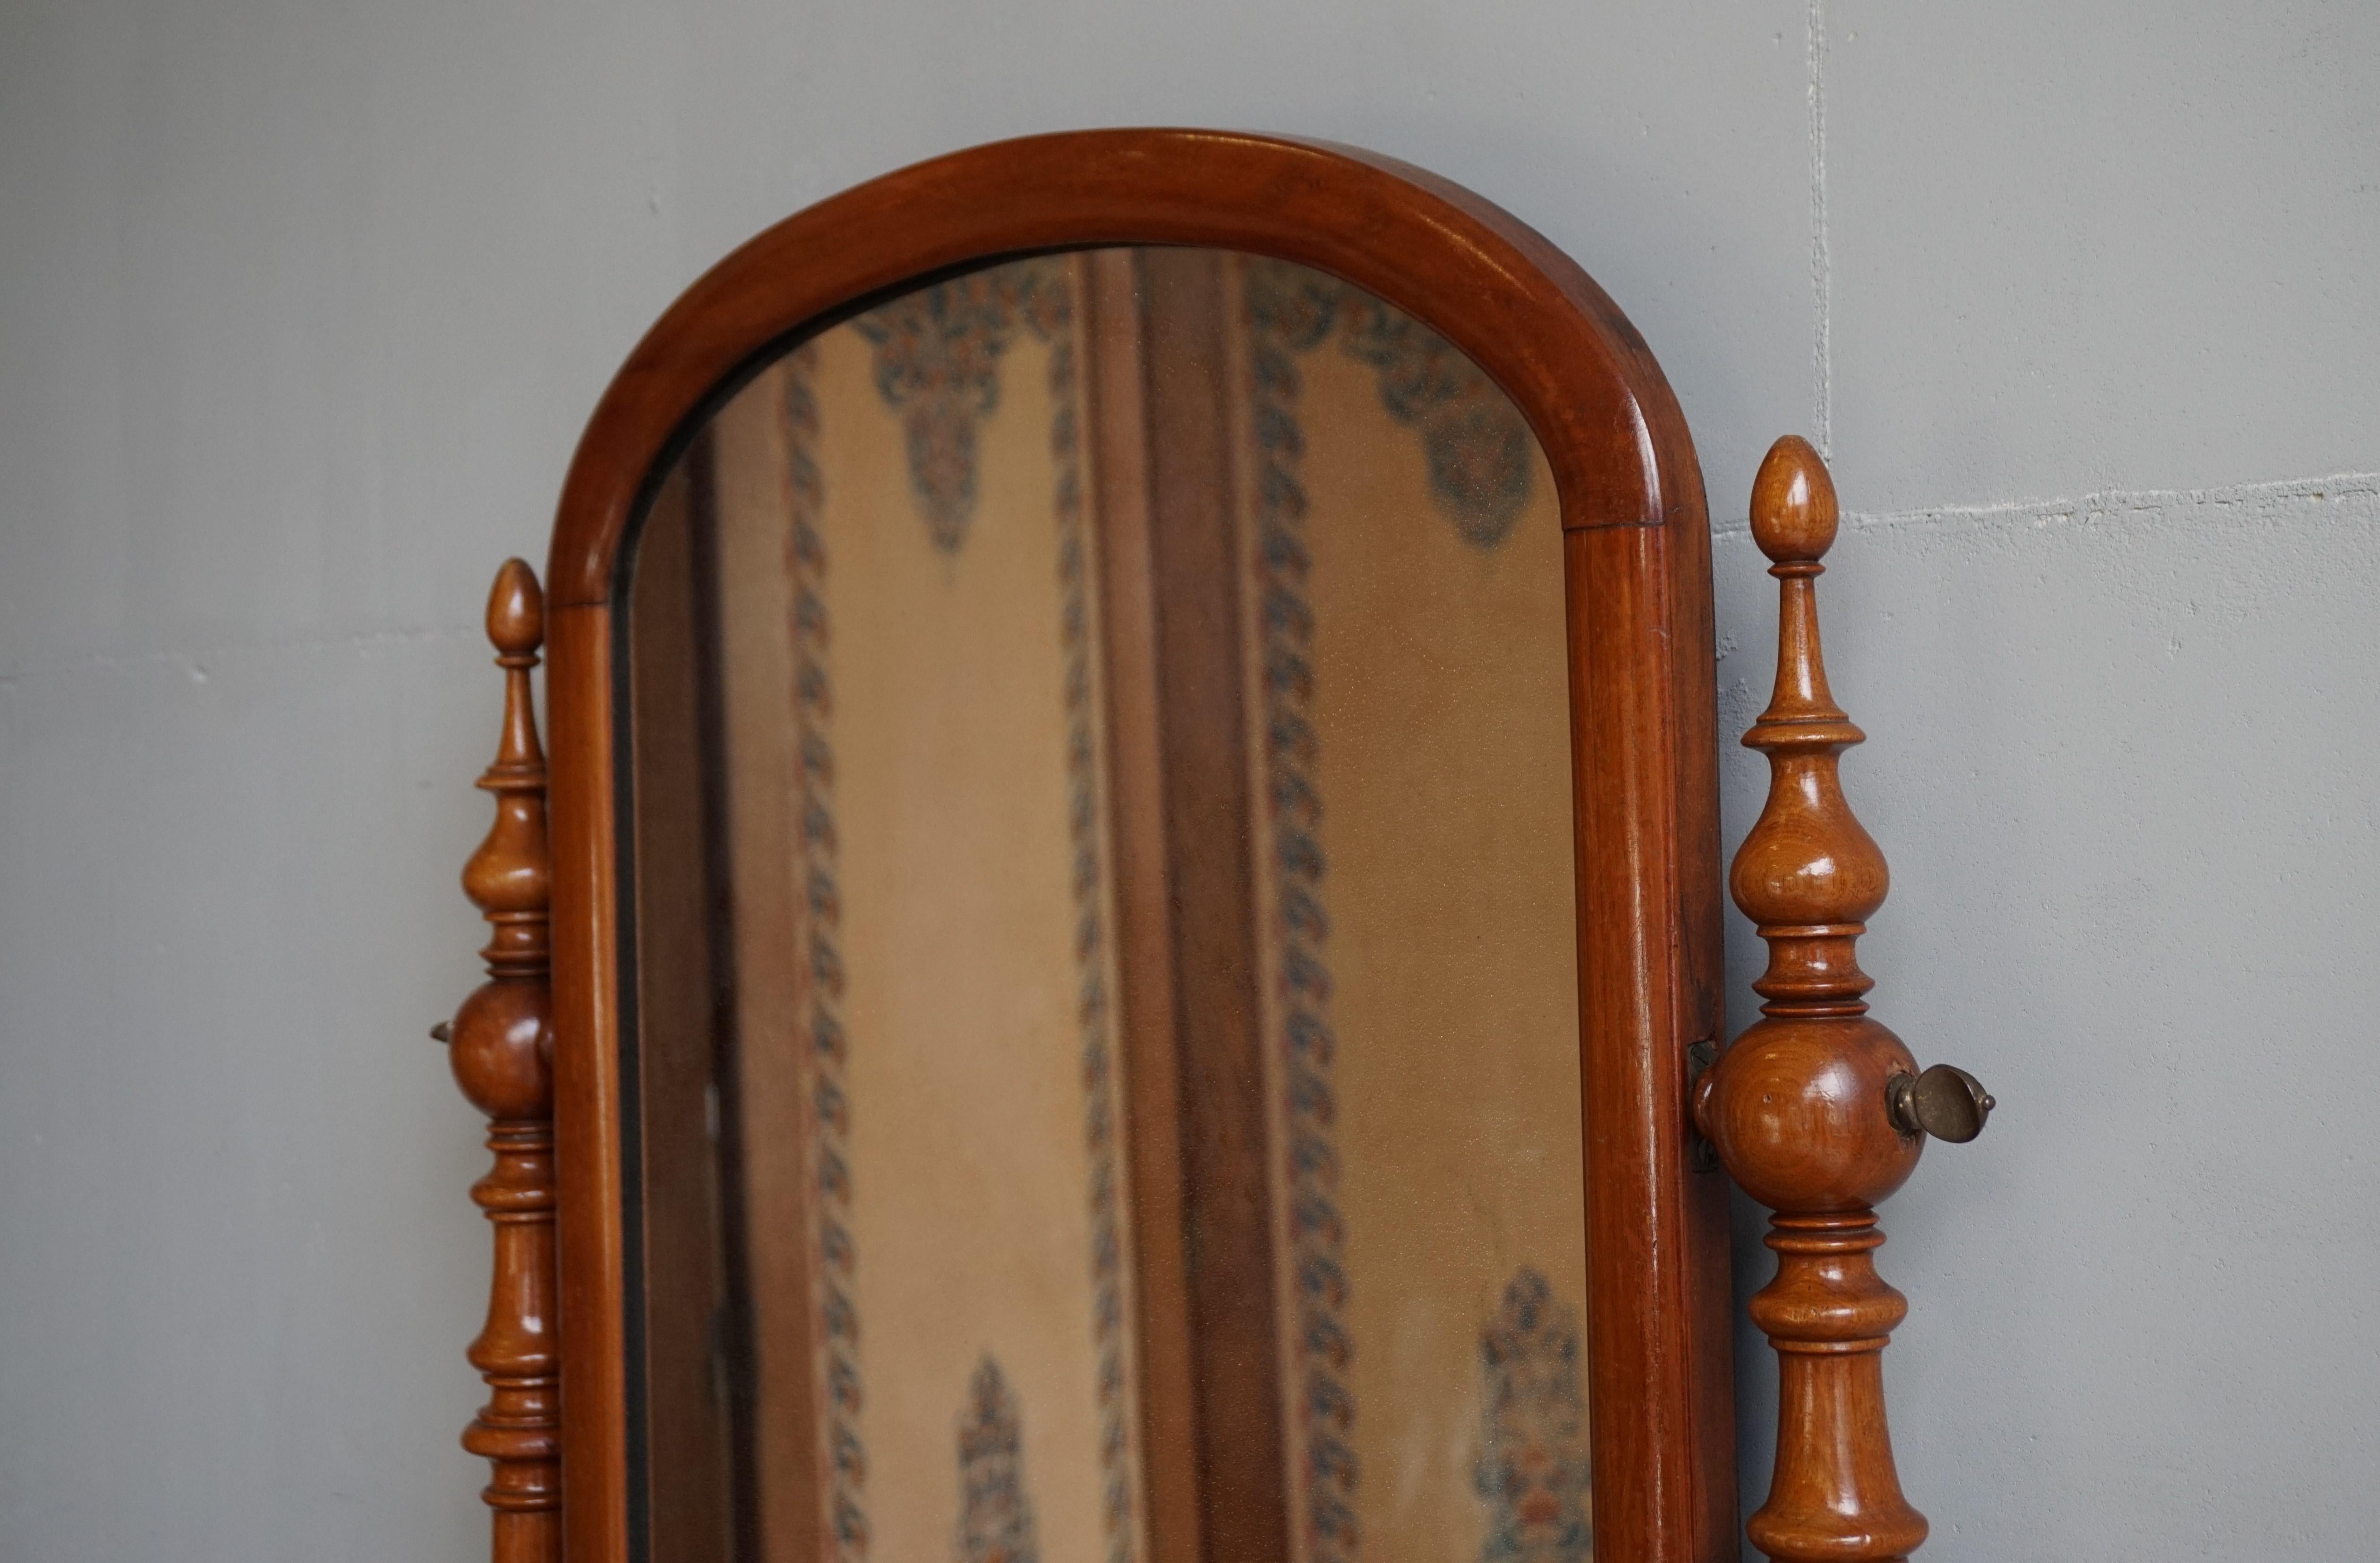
left=547, top=126, right=1705, bottom=607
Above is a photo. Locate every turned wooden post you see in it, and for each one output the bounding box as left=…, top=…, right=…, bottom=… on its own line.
left=1693, top=438, right=1993, bottom=1563
left=440, top=558, right=563, bottom=1563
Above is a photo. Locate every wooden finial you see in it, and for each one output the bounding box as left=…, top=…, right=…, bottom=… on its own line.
left=1733, top=435, right=1885, bottom=1016
left=444, top=558, right=560, bottom=1563
left=463, top=561, right=549, bottom=988
left=1694, top=438, right=1991, bottom=1563
left=1748, top=433, right=1838, bottom=565
left=486, top=555, right=546, bottom=655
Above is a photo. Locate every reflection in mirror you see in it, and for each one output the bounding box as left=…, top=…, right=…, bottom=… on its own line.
left=627, top=248, right=1587, bottom=1563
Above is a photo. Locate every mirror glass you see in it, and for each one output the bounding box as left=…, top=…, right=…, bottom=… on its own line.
left=625, top=248, right=1590, bottom=1563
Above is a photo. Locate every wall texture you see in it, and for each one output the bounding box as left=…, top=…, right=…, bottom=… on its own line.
left=0, top=2, right=2371, bottom=1558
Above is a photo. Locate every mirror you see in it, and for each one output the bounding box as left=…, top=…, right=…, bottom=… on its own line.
left=624, top=248, right=1589, bottom=1563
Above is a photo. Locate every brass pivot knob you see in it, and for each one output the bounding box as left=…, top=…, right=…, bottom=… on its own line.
left=1886, top=1064, right=1995, bottom=1143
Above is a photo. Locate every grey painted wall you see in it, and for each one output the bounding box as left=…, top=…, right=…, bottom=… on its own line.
left=1, top=2, right=2372, bottom=1557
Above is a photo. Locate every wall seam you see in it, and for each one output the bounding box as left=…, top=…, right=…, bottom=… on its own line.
left=1807, top=0, right=1832, bottom=459
left=1711, top=469, right=2380, bottom=544
left=0, top=624, right=484, bottom=687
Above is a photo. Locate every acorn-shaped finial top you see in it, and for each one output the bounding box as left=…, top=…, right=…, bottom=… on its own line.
left=1749, top=436, right=1838, bottom=567
left=486, top=557, right=545, bottom=659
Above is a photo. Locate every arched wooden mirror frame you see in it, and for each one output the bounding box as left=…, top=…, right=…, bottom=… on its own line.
left=534, top=128, right=1733, bottom=1563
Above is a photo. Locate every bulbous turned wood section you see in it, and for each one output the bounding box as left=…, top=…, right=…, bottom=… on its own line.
left=442, top=559, right=563, bottom=1563
left=1692, top=438, right=1993, bottom=1563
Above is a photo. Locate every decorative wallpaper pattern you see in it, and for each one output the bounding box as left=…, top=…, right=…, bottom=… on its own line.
left=855, top=263, right=1075, bottom=554
left=1242, top=258, right=1534, bottom=550
left=805, top=257, right=1137, bottom=1563
left=1243, top=256, right=1581, bottom=1563
left=1243, top=259, right=1363, bottom=1563
left=780, top=342, right=871, bottom=1562
left=1475, top=1270, right=1591, bottom=1563
left=956, top=1358, right=1041, bottom=1563
left=1037, top=271, right=1141, bottom=1563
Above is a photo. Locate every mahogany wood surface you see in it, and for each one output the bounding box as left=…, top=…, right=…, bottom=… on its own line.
left=539, top=129, right=1732, bottom=1563
left=446, top=560, right=564, bottom=1563
left=1690, top=438, right=1975, bottom=1563
left=547, top=597, right=629, bottom=1563
left=546, top=129, right=1703, bottom=613
left=1565, top=521, right=1736, bottom=1557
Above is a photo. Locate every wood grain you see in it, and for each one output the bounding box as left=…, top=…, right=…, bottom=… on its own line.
left=546, top=130, right=1703, bottom=612
left=1565, top=521, right=1733, bottom=1561
left=546, top=599, right=629, bottom=1563
left=447, top=560, right=563, bottom=1563
left=539, top=129, right=1730, bottom=1563
left=1692, top=437, right=1928, bottom=1563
